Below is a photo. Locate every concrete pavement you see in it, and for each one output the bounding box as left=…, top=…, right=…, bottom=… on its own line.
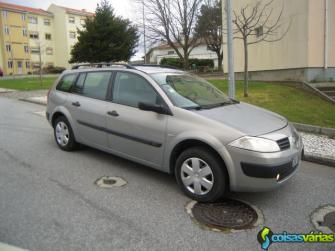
left=0, top=97, right=334, bottom=251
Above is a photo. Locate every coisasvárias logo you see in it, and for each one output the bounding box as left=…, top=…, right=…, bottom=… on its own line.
left=257, top=227, right=334, bottom=250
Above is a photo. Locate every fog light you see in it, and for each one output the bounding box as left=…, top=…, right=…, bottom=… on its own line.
left=276, top=174, right=280, bottom=181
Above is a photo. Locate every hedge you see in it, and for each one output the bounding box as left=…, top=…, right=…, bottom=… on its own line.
left=160, top=58, right=214, bottom=69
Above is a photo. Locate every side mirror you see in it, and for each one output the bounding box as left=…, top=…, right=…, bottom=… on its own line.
left=138, top=102, right=171, bottom=115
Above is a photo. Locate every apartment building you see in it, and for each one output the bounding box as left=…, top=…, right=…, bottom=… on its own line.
left=0, top=2, right=93, bottom=75
left=48, top=4, right=94, bottom=69
left=223, top=0, right=335, bottom=82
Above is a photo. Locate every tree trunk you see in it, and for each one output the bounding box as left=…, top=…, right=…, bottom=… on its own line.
left=217, top=52, right=223, bottom=72
left=183, top=50, right=189, bottom=70
left=243, top=39, right=249, bottom=97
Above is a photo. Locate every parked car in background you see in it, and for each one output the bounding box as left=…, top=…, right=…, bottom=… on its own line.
left=0, top=68, right=3, bottom=77
left=46, top=64, right=303, bottom=202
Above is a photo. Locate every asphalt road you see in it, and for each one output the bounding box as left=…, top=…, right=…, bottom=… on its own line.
left=0, top=97, right=334, bottom=251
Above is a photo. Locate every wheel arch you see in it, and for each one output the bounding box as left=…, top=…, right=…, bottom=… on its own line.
left=169, top=139, right=230, bottom=189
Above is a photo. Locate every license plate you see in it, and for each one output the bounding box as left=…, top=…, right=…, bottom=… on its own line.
left=292, top=155, right=299, bottom=166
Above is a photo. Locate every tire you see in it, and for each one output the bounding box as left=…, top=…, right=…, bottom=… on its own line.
left=53, top=116, right=77, bottom=151
left=175, top=147, right=227, bottom=202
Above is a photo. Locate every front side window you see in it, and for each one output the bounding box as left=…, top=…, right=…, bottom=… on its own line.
left=80, top=72, right=111, bottom=100
left=56, top=74, right=77, bottom=92
left=151, top=73, right=231, bottom=109
left=113, top=72, right=159, bottom=108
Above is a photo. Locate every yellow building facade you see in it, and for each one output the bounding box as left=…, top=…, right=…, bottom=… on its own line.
left=0, top=2, right=93, bottom=75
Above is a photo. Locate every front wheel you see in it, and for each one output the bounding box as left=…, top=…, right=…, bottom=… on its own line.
left=54, top=116, right=77, bottom=151
left=175, top=147, right=227, bottom=202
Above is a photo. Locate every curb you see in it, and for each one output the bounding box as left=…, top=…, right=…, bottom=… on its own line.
left=19, top=98, right=46, bottom=106
left=303, top=153, right=335, bottom=168
left=292, top=122, right=335, bottom=137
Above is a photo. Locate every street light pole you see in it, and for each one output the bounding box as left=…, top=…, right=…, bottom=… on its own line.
left=226, top=0, right=235, bottom=98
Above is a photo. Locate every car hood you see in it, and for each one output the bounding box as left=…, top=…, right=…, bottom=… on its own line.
left=193, top=102, right=288, bottom=136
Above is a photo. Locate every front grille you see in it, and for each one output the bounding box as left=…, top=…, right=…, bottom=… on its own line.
left=277, top=137, right=290, bottom=151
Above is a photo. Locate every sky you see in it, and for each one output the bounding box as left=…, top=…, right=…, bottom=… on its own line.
left=3, top=0, right=145, bottom=60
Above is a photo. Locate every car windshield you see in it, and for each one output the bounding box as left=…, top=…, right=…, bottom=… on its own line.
left=151, top=72, right=234, bottom=109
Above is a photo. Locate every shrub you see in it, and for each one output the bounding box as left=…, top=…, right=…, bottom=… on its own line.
left=160, top=58, right=214, bottom=69
left=43, top=65, right=66, bottom=74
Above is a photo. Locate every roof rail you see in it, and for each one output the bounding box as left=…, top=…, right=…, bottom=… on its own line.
left=72, top=62, right=135, bottom=70
left=131, top=64, right=179, bottom=70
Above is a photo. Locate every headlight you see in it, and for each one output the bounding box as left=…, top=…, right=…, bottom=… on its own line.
left=229, top=136, right=280, bottom=153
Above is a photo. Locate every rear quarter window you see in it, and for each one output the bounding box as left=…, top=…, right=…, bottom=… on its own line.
left=56, top=74, right=77, bottom=92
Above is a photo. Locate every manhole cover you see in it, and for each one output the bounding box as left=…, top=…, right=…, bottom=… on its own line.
left=311, top=205, right=335, bottom=233
left=186, top=198, right=263, bottom=232
left=95, top=176, right=127, bottom=188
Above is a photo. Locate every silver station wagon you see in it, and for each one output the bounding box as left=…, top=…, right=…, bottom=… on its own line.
left=46, top=63, right=303, bottom=202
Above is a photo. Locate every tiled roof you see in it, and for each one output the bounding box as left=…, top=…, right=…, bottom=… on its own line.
left=0, top=2, right=53, bottom=16
left=56, top=5, right=94, bottom=16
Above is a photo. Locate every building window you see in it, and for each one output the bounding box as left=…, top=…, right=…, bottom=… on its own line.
left=22, top=28, right=27, bottom=36
left=30, top=47, right=40, bottom=54
left=2, top=11, right=8, bottom=19
left=69, top=31, right=76, bottom=39
left=4, top=26, right=9, bottom=35
left=5, top=44, right=11, bottom=52
left=44, top=18, right=51, bottom=26
left=46, top=47, right=53, bottom=55
left=28, top=16, right=38, bottom=24
left=45, top=33, right=52, bottom=40
left=24, top=45, right=29, bottom=53
left=80, top=19, right=85, bottom=25
left=7, top=61, right=13, bottom=69
left=68, top=16, right=75, bottom=23
left=21, top=14, right=26, bottom=21
left=29, top=32, right=39, bottom=39
left=167, top=50, right=175, bottom=55
left=26, top=61, right=30, bottom=69
left=255, top=26, right=263, bottom=38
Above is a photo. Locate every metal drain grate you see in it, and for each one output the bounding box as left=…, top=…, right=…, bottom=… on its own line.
left=186, top=198, right=263, bottom=232
left=311, top=205, right=335, bottom=233
left=95, top=176, right=127, bottom=188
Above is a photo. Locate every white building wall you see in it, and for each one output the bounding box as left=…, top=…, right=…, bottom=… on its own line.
left=149, top=44, right=219, bottom=68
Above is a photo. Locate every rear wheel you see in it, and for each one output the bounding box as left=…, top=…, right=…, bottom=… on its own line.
left=54, top=116, right=77, bottom=151
left=175, top=147, right=227, bottom=202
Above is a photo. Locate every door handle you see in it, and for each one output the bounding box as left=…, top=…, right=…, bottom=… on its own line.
left=107, top=111, right=119, bottom=117
left=72, top=101, right=81, bottom=107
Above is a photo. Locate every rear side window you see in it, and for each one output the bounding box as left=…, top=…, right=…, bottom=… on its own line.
left=56, top=74, right=77, bottom=92
left=81, top=72, right=112, bottom=100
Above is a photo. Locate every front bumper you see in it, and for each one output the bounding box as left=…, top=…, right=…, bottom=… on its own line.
left=225, top=126, right=303, bottom=192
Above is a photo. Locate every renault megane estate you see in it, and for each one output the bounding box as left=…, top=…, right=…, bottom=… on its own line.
left=46, top=63, right=303, bottom=202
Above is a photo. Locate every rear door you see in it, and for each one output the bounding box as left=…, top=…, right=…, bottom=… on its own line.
left=106, top=71, right=168, bottom=168
left=66, top=71, right=113, bottom=148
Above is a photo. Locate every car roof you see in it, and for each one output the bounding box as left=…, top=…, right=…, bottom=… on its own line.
left=62, top=65, right=184, bottom=75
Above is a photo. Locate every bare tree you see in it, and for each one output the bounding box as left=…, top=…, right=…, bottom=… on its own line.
left=140, top=0, right=203, bottom=69
left=233, top=0, right=291, bottom=97
left=195, top=0, right=224, bottom=71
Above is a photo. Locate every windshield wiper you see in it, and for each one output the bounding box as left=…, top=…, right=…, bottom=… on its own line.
left=201, top=101, right=235, bottom=109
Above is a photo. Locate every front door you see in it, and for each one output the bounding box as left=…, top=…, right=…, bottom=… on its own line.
left=17, top=61, right=22, bottom=74
left=66, top=71, right=112, bottom=148
left=106, top=71, right=167, bottom=168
